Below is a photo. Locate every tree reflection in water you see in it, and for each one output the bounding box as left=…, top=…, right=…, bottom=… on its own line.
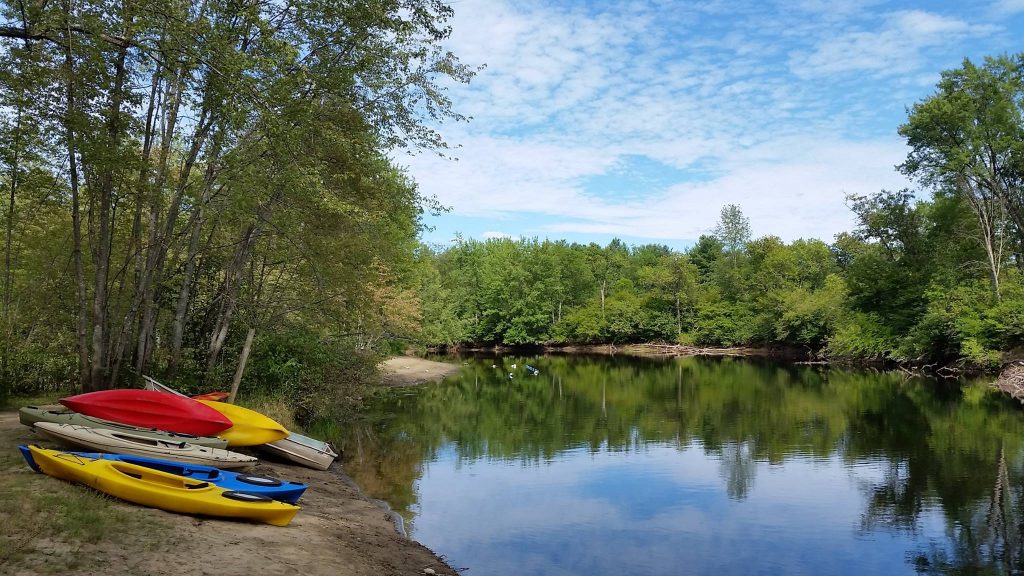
left=338, top=355, right=1024, bottom=574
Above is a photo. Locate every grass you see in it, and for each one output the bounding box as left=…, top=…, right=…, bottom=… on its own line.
left=0, top=408, right=169, bottom=574
left=0, top=392, right=64, bottom=411
left=0, top=456, right=144, bottom=571
left=239, top=393, right=300, bottom=431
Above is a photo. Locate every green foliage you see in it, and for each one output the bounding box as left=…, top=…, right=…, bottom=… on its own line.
left=827, top=312, right=898, bottom=361
left=0, top=0, right=475, bottom=414
left=693, top=302, right=756, bottom=346
left=773, top=275, right=846, bottom=348
left=246, top=329, right=381, bottom=425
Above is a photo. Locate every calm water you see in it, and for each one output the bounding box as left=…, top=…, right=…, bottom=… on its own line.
left=340, top=355, right=1024, bottom=576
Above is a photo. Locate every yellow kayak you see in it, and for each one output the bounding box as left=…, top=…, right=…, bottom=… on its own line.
left=27, top=445, right=299, bottom=526
left=198, top=400, right=289, bottom=447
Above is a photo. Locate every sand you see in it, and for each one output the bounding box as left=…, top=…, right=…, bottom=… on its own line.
left=0, top=356, right=465, bottom=576
left=379, top=356, right=464, bottom=386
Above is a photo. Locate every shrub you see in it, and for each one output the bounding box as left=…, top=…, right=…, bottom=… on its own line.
left=693, top=302, right=757, bottom=346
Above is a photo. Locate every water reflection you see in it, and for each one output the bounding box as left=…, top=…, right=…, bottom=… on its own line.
left=340, top=356, right=1024, bottom=575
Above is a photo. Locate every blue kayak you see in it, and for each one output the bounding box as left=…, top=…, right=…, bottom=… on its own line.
left=19, top=446, right=307, bottom=503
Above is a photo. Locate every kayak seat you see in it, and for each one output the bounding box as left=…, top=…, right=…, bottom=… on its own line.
left=222, top=491, right=273, bottom=502
left=236, top=474, right=283, bottom=487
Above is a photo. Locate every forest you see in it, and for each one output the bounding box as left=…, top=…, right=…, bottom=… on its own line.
left=0, top=0, right=1022, bottom=412
left=0, top=0, right=473, bottom=415
left=412, top=55, right=1024, bottom=371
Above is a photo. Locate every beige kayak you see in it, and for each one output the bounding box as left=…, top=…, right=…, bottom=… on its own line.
left=34, top=422, right=257, bottom=470
left=19, top=405, right=229, bottom=449
left=259, top=433, right=338, bottom=470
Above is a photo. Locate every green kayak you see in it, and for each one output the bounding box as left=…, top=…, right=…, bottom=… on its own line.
left=19, top=405, right=229, bottom=449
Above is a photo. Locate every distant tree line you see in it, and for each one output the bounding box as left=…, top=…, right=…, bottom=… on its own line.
left=412, top=55, right=1024, bottom=369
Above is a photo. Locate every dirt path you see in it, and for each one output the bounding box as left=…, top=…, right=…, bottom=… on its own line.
left=2, top=356, right=465, bottom=576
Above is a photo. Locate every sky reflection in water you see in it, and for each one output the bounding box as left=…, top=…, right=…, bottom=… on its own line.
left=342, top=356, right=1024, bottom=576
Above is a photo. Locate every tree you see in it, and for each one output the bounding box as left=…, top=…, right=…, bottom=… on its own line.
left=0, top=0, right=475, bottom=393
left=711, top=205, right=752, bottom=300
left=900, top=55, right=1024, bottom=301
left=713, top=204, right=752, bottom=253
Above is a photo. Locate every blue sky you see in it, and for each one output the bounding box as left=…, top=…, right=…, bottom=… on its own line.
left=402, top=0, right=1024, bottom=250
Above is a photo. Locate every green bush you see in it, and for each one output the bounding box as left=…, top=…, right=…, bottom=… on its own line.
left=773, top=275, right=846, bottom=348
left=0, top=342, right=77, bottom=397
left=693, top=302, right=756, bottom=346
left=246, top=329, right=381, bottom=426
left=826, top=312, right=898, bottom=360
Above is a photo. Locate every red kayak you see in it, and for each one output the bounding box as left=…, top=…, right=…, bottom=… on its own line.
left=191, top=391, right=230, bottom=402
left=59, top=389, right=233, bottom=437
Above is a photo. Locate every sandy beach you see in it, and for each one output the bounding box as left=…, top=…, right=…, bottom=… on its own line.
left=0, top=356, right=463, bottom=576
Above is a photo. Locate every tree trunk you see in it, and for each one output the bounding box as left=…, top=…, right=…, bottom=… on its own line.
left=63, top=15, right=90, bottom=391
left=89, top=40, right=130, bottom=390
left=3, top=105, right=22, bottom=388
left=168, top=164, right=218, bottom=377
left=109, top=67, right=160, bottom=386
left=675, top=293, right=681, bottom=335
left=227, top=327, right=256, bottom=404
left=961, top=176, right=1003, bottom=302
left=205, top=223, right=259, bottom=377
left=134, top=109, right=213, bottom=379
left=4, top=107, right=21, bottom=327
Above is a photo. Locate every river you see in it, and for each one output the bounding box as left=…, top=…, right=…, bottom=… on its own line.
left=340, top=355, right=1024, bottom=575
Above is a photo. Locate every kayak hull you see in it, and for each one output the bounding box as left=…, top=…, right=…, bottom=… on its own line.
left=19, top=405, right=229, bottom=448
left=34, top=422, right=257, bottom=470
left=60, top=389, right=232, bottom=437
left=198, top=400, right=289, bottom=447
left=260, top=432, right=339, bottom=470
left=23, top=445, right=298, bottom=526
left=40, top=450, right=306, bottom=503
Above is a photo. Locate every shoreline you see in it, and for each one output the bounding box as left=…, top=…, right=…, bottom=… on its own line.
left=0, top=355, right=465, bottom=576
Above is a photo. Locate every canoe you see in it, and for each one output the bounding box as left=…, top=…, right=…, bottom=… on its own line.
left=22, top=445, right=298, bottom=526
left=19, top=405, right=229, bottom=448
left=143, top=376, right=229, bottom=402
left=197, top=400, right=288, bottom=447
left=33, top=422, right=257, bottom=470
left=19, top=447, right=306, bottom=503
left=260, top=432, right=339, bottom=471
left=60, top=389, right=232, bottom=436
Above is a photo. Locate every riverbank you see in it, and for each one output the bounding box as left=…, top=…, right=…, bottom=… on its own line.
left=0, top=356, right=464, bottom=576
left=380, top=355, right=464, bottom=386
left=440, top=342, right=815, bottom=360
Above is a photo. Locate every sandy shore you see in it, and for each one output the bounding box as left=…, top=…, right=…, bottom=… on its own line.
left=1, top=356, right=464, bottom=576
left=380, top=355, right=464, bottom=386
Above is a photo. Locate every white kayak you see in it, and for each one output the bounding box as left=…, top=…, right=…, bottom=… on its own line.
left=34, top=422, right=257, bottom=470
left=260, top=432, right=338, bottom=471
left=142, top=375, right=187, bottom=396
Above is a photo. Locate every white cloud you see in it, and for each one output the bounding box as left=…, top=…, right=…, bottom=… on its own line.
left=993, top=0, right=1024, bottom=15
left=789, top=10, right=993, bottom=78
left=480, top=231, right=515, bottom=240
left=408, top=131, right=910, bottom=243
left=404, top=0, right=1016, bottom=245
